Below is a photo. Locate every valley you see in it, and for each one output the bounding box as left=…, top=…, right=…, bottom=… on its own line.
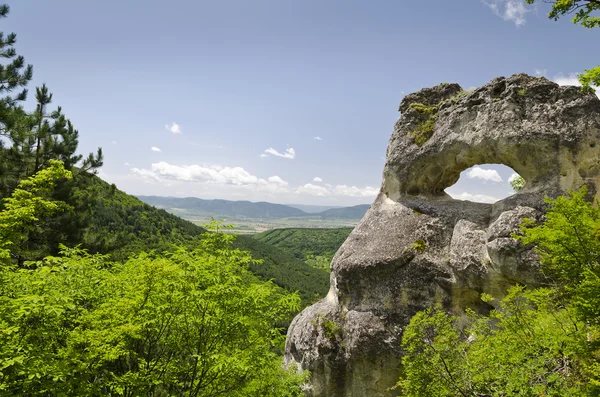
left=137, top=195, right=369, bottom=232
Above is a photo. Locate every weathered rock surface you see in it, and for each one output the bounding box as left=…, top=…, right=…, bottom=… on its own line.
left=284, top=74, right=600, bottom=396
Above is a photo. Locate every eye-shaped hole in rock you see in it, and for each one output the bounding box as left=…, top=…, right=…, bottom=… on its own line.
left=444, top=164, right=523, bottom=203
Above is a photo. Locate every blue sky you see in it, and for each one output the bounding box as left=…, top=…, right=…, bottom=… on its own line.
left=5, top=0, right=597, bottom=205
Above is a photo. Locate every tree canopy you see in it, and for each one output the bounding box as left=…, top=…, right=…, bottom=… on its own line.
left=0, top=166, right=307, bottom=395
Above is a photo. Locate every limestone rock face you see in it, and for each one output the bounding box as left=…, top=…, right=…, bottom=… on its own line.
left=284, top=74, right=600, bottom=397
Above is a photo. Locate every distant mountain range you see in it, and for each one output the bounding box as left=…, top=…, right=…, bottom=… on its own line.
left=137, top=196, right=370, bottom=221
left=315, top=205, right=371, bottom=220
left=286, top=204, right=343, bottom=214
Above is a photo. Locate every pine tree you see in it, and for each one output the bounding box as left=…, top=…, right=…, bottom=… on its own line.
left=0, top=4, right=33, bottom=197
left=27, top=84, right=103, bottom=175
left=0, top=5, right=103, bottom=200
left=0, top=3, right=102, bottom=259
left=0, top=5, right=32, bottom=111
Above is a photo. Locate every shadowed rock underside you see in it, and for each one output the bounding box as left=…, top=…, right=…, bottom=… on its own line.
left=284, top=74, right=600, bottom=397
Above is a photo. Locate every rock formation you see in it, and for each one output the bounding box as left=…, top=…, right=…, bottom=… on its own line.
left=284, top=74, right=600, bottom=396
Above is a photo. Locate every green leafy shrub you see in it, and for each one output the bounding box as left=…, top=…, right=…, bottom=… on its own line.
left=407, top=91, right=466, bottom=147
left=400, top=188, right=600, bottom=395
left=410, top=239, right=427, bottom=252
left=0, top=221, right=307, bottom=396
left=509, top=174, right=525, bottom=191
left=410, top=117, right=438, bottom=147
left=398, top=288, right=588, bottom=396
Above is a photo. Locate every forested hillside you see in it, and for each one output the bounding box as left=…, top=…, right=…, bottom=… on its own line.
left=0, top=163, right=308, bottom=395
left=235, top=235, right=329, bottom=302
left=314, top=204, right=370, bottom=220
left=254, top=227, right=353, bottom=270
left=0, top=7, right=310, bottom=394
left=80, top=176, right=330, bottom=304
left=80, top=177, right=205, bottom=260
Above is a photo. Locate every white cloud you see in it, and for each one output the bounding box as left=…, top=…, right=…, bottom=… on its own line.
left=483, top=0, right=529, bottom=26
left=333, top=185, right=379, bottom=197
left=267, top=175, right=288, bottom=186
left=149, top=162, right=255, bottom=184
left=296, top=183, right=330, bottom=197
left=131, top=167, right=162, bottom=182
left=124, top=162, right=130, bottom=166
left=448, top=191, right=501, bottom=204
left=295, top=182, right=378, bottom=198
left=263, top=146, right=296, bottom=159
left=314, top=136, right=322, bottom=141
left=112, top=140, right=117, bottom=145
left=151, top=146, right=162, bottom=152
left=165, top=122, right=182, bottom=134
left=535, top=69, right=547, bottom=76
left=129, top=161, right=379, bottom=204
left=131, top=161, right=289, bottom=193
left=553, top=73, right=600, bottom=98
left=260, top=153, right=268, bottom=158
left=466, top=167, right=503, bottom=183
left=313, top=177, right=323, bottom=182
left=554, top=73, right=580, bottom=87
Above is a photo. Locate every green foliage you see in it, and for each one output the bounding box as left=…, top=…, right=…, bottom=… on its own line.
left=311, top=314, right=343, bottom=342
left=510, top=174, right=526, bottom=191
left=401, top=187, right=600, bottom=395
left=526, top=0, right=600, bottom=28
left=80, top=175, right=205, bottom=260
left=0, top=161, right=72, bottom=265
left=516, top=188, right=600, bottom=389
left=517, top=88, right=527, bottom=96
left=398, top=305, right=469, bottom=397
left=234, top=234, right=330, bottom=305
left=410, top=117, right=438, bottom=147
left=27, top=84, right=103, bottom=175
left=408, top=102, right=438, bottom=147
left=580, top=65, right=600, bottom=91
left=2, top=170, right=328, bottom=308
left=303, top=254, right=331, bottom=270
left=59, top=179, right=329, bottom=306
left=0, top=5, right=104, bottom=267
left=407, top=91, right=467, bottom=147
left=410, top=239, right=427, bottom=252
left=0, top=227, right=307, bottom=396
left=0, top=171, right=317, bottom=395
left=0, top=6, right=102, bottom=200
left=408, top=102, right=437, bottom=115
left=0, top=4, right=32, bottom=109
left=399, top=288, right=589, bottom=396
left=516, top=187, right=600, bottom=287
left=526, top=0, right=600, bottom=92
left=253, top=227, right=353, bottom=270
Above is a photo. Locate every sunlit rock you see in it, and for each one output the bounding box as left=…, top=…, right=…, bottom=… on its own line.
left=284, top=74, right=600, bottom=397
